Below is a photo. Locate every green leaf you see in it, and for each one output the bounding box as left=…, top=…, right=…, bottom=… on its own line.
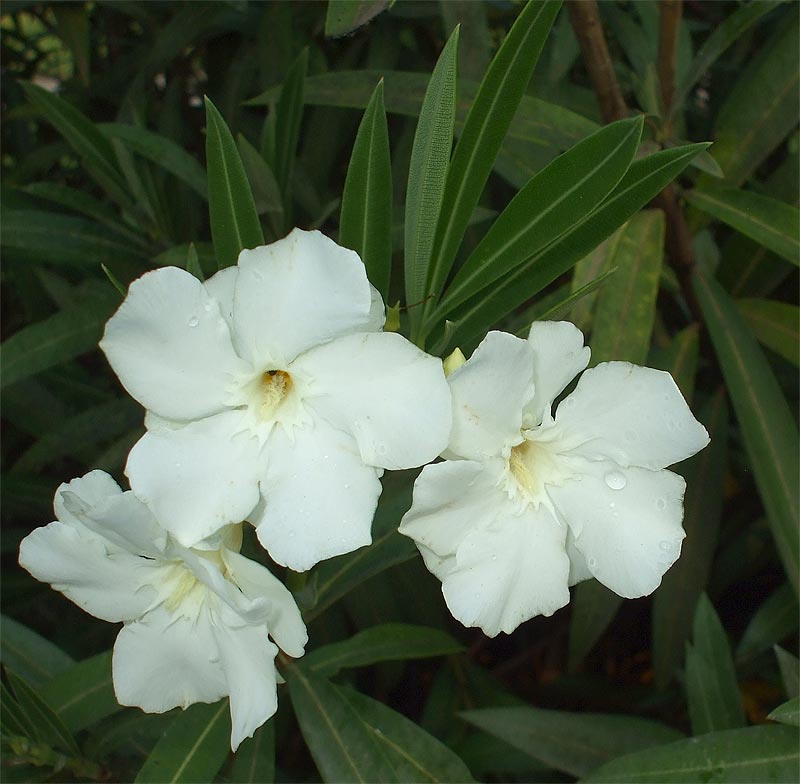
left=434, top=116, right=644, bottom=325
left=583, top=724, right=800, bottom=782
left=709, top=15, right=799, bottom=186
left=736, top=584, right=799, bottom=662
left=404, top=26, right=459, bottom=335
left=424, top=0, right=561, bottom=328
left=736, top=299, right=799, bottom=366
left=40, top=651, right=121, bottom=733
left=444, top=143, right=709, bottom=351
left=649, top=323, right=701, bottom=403
left=302, top=623, right=462, bottom=678
left=185, top=242, right=204, bottom=281
left=204, top=96, right=264, bottom=270
left=288, top=667, right=474, bottom=783
left=686, top=186, right=799, bottom=266
left=568, top=581, right=622, bottom=670
left=653, top=391, right=727, bottom=688
left=236, top=133, right=283, bottom=218
left=340, top=80, right=393, bottom=298
left=272, top=48, right=308, bottom=210
left=230, top=721, right=275, bottom=783
left=0, top=617, right=74, bottom=687
left=325, top=0, right=392, bottom=37
left=774, top=646, right=799, bottom=699
left=569, top=229, right=624, bottom=332
left=1, top=289, right=118, bottom=389
left=693, top=271, right=799, bottom=590
left=461, top=706, right=682, bottom=778
left=670, top=1, right=784, bottom=119
left=135, top=701, right=230, bottom=784
left=769, top=697, right=800, bottom=727
left=99, top=123, right=209, bottom=200
left=21, top=82, right=129, bottom=205
left=590, top=208, right=664, bottom=364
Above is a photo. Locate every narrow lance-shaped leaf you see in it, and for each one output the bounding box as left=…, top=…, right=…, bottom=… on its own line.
left=230, top=722, right=275, bottom=784
left=339, top=80, right=393, bottom=299
left=405, top=26, right=459, bottom=338
left=204, top=96, right=264, bottom=269
left=768, top=698, right=800, bottom=727
left=424, top=0, right=562, bottom=327
left=736, top=584, right=799, bottom=662
left=0, top=616, right=74, bottom=687
left=736, top=299, right=799, bottom=367
left=433, top=116, right=644, bottom=325
left=693, top=270, right=799, bottom=591
left=325, top=0, right=392, bottom=37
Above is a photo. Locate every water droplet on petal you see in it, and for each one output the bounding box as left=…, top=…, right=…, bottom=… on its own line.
left=604, top=471, right=627, bottom=490
left=588, top=557, right=597, bottom=568
left=343, top=483, right=350, bottom=490
left=491, top=555, right=497, bottom=561
left=609, top=501, right=616, bottom=509
left=655, top=498, right=666, bottom=510
left=659, top=540, right=673, bottom=552
left=188, top=316, right=199, bottom=327
left=624, top=429, right=637, bottom=442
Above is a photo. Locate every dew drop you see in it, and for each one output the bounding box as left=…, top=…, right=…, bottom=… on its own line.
left=188, top=316, right=199, bottom=327
left=609, top=501, right=616, bottom=509
left=624, top=429, right=637, bottom=442
left=491, top=555, right=497, bottom=561
left=588, top=557, right=597, bottom=568
left=659, top=540, right=673, bottom=552
left=343, top=483, right=350, bottom=490
left=655, top=497, right=666, bottom=510
left=604, top=471, right=627, bottom=490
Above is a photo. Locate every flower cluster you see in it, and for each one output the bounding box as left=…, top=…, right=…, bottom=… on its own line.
left=19, top=230, right=709, bottom=747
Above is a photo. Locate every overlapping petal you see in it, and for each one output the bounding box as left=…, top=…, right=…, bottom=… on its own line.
left=298, top=331, right=451, bottom=470
left=100, top=267, right=250, bottom=421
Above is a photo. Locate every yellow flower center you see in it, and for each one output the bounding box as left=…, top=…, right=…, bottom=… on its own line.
left=256, top=369, right=292, bottom=420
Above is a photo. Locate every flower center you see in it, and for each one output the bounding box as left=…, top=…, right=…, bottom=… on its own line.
left=254, top=369, right=292, bottom=420
left=507, top=430, right=572, bottom=508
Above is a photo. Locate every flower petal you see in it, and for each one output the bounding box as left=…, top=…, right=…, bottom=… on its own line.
left=126, top=411, right=262, bottom=547
left=210, top=611, right=279, bottom=752
left=297, top=331, right=451, bottom=470
left=446, top=331, right=535, bottom=460
left=19, top=521, right=159, bottom=622
left=233, top=229, right=374, bottom=366
left=52, top=470, right=123, bottom=531
left=223, top=549, right=308, bottom=657
left=549, top=461, right=687, bottom=598
left=565, top=528, right=592, bottom=586
left=399, top=459, right=506, bottom=559
left=525, top=321, right=590, bottom=426
left=253, top=418, right=382, bottom=571
left=442, top=504, right=570, bottom=636
left=204, top=265, right=238, bottom=330
left=555, top=362, right=710, bottom=469
left=101, top=267, right=250, bottom=421
left=113, top=605, right=227, bottom=712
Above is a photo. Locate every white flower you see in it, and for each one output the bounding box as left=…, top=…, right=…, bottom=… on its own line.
left=100, top=229, right=452, bottom=571
left=399, top=324, right=710, bottom=637
left=18, top=470, right=307, bottom=751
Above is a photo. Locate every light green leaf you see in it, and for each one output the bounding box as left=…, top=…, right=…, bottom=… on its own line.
left=302, top=623, right=462, bottom=678
left=434, top=116, right=644, bottom=325
left=204, top=96, right=264, bottom=270
left=288, top=667, right=474, bottom=783
left=230, top=721, right=275, bottom=783
left=583, top=724, right=800, bottom=782
left=737, top=584, right=799, bottom=662
left=461, top=706, right=682, bottom=778
left=0, top=616, right=74, bottom=687
left=340, top=80, right=393, bottom=298
left=135, top=701, right=230, bottom=784
left=736, top=298, right=799, bottom=366
left=99, top=122, right=209, bottom=200
left=424, top=0, right=561, bottom=329
left=686, top=186, right=799, bottom=266
left=649, top=323, right=701, bottom=403
left=325, top=0, right=392, bottom=37
left=569, top=229, right=624, bottom=332
left=693, top=271, right=799, bottom=590
left=768, top=697, right=800, bottom=727
left=404, top=26, right=459, bottom=335
left=40, top=651, right=121, bottom=733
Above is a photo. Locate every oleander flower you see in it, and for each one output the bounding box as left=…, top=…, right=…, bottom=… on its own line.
left=100, top=229, right=452, bottom=571
left=399, top=323, right=710, bottom=637
left=18, top=470, right=307, bottom=751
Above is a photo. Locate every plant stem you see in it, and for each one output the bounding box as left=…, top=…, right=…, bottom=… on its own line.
left=658, top=0, right=683, bottom=122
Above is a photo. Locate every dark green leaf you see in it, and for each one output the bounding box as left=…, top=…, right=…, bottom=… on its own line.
left=461, top=706, right=682, bottom=778
left=768, top=698, right=800, bottom=727
left=204, top=96, right=264, bottom=269
left=737, top=584, right=799, bottom=662
left=568, top=581, right=622, bottom=670
left=774, top=646, right=799, bottom=699
left=693, top=271, right=799, bottom=590
left=272, top=48, right=308, bottom=208
left=230, top=721, right=275, bottom=783
left=340, top=80, right=393, bottom=298
left=236, top=133, right=283, bottom=218
left=325, top=0, right=392, bottom=37
left=185, top=242, right=204, bottom=281
left=736, top=299, right=799, bottom=366
left=0, top=616, right=74, bottom=687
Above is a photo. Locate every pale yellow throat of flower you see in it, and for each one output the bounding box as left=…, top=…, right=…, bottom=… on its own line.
left=256, top=369, right=292, bottom=420
left=508, top=436, right=568, bottom=506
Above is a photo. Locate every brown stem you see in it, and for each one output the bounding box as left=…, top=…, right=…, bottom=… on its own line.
left=657, top=0, right=682, bottom=120
left=566, top=0, right=627, bottom=123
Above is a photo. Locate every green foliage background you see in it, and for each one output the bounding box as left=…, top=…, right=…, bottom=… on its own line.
left=1, top=1, right=798, bottom=781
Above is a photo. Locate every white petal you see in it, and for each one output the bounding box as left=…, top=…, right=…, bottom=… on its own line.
left=19, top=521, right=159, bottom=622
left=565, top=528, right=592, bottom=586
left=525, top=321, right=590, bottom=426
left=549, top=461, right=687, bottom=598
left=53, top=470, right=123, bottom=531
left=366, top=283, right=387, bottom=332
left=233, top=229, right=374, bottom=366
left=442, top=504, right=570, bottom=636
left=446, top=331, right=535, bottom=460
left=223, top=549, right=308, bottom=657
left=253, top=418, right=382, bottom=571
left=113, top=605, right=227, bottom=712
left=100, top=267, right=250, bottom=421
left=210, top=614, right=279, bottom=752
left=126, top=411, right=262, bottom=547
left=204, top=265, right=238, bottom=330
left=399, top=459, right=506, bottom=560
left=555, top=362, right=710, bottom=469
left=297, top=331, right=451, bottom=470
